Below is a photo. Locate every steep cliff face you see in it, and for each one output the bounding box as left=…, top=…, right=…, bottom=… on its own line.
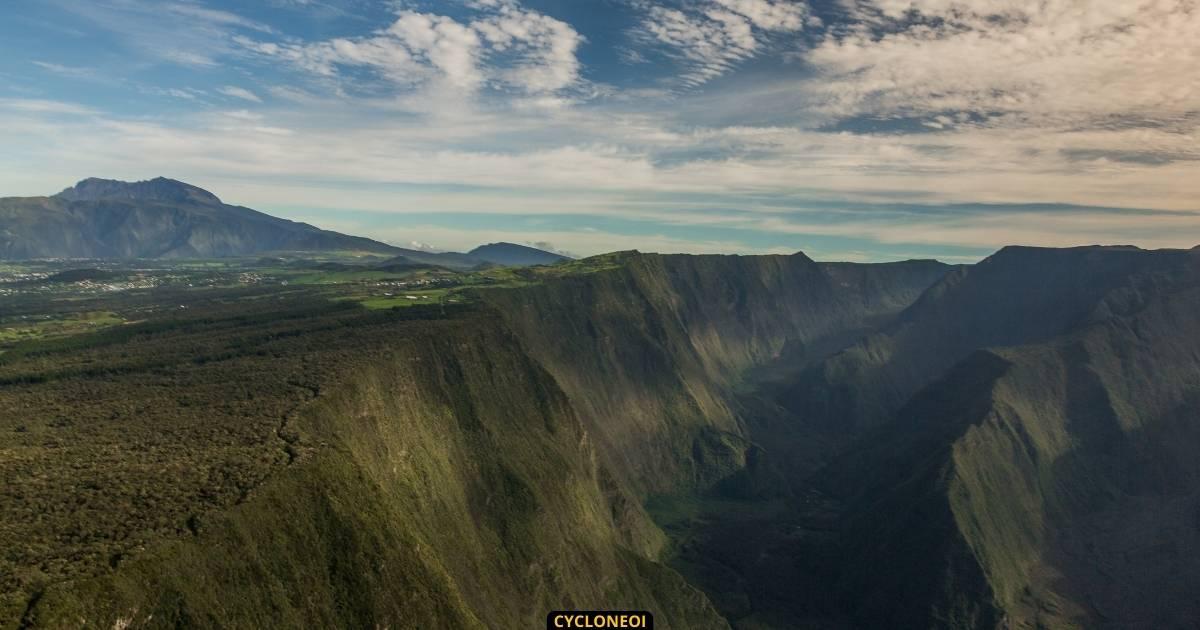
left=799, top=246, right=1200, bottom=628
left=778, top=246, right=1196, bottom=434
left=946, top=275, right=1200, bottom=628
left=16, top=312, right=727, bottom=629
left=479, top=253, right=952, bottom=497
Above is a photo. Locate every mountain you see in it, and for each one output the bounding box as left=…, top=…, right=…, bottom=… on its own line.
left=55, top=176, right=225, bottom=205
left=0, top=178, right=483, bottom=265
left=746, top=245, right=1200, bottom=628
left=375, top=250, right=486, bottom=271
left=468, top=242, right=571, bottom=266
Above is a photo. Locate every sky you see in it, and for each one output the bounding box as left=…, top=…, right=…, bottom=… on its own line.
left=1, top=0, right=1198, bottom=261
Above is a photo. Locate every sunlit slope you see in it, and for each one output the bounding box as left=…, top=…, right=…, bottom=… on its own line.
left=481, top=253, right=952, bottom=496
left=0, top=303, right=726, bottom=629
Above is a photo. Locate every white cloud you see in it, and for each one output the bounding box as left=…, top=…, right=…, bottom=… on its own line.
left=162, top=2, right=274, bottom=34
left=806, top=0, right=1200, bottom=131
left=218, top=86, right=263, bottom=103
left=474, top=4, right=584, bottom=93
left=633, top=0, right=806, bottom=86
left=244, top=1, right=583, bottom=95
left=714, top=0, right=806, bottom=30
left=5, top=95, right=1198, bottom=213
left=0, top=98, right=98, bottom=116
left=31, top=61, right=92, bottom=78
left=389, top=12, right=484, bottom=89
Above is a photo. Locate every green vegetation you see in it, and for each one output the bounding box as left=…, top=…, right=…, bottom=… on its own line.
left=6, top=245, right=1193, bottom=629
left=480, top=253, right=951, bottom=497
left=0, top=254, right=740, bottom=629
left=0, top=311, right=124, bottom=347
left=0, top=255, right=609, bottom=348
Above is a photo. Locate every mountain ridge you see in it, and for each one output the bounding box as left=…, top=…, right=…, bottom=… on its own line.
left=4, top=245, right=1200, bottom=628
left=1, top=179, right=591, bottom=269
left=0, top=178, right=405, bottom=260
left=1, top=177, right=477, bottom=266
left=55, top=177, right=223, bottom=205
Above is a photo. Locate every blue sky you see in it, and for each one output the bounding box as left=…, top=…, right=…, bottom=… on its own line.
left=1, top=0, right=1198, bottom=261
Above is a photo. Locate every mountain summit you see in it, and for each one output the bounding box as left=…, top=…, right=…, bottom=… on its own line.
left=56, top=177, right=223, bottom=205
left=468, top=242, right=571, bottom=266
left=0, top=178, right=407, bottom=260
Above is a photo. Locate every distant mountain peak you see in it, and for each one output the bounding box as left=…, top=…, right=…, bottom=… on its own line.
left=2, top=178, right=416, bottom=259
left=55, top=177, right=222, bottom=205
left=468, top=242, right=571, bottom=266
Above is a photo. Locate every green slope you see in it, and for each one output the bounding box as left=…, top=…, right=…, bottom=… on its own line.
left=2, top=304, right=729, bottom=628
left=23, top=245, right=1195, bottom=630
left=14, top=310, right=726, bottom=629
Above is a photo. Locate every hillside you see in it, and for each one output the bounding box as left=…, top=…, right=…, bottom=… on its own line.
left=773, top=246, right=1195, bottom=433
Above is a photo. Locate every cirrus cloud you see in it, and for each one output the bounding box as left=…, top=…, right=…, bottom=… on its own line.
left=631, top=0, right=808, bottom=87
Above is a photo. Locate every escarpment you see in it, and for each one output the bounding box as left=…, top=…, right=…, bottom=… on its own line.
left=480, top=253, right=952, bottom=497
left=11, top=309, right=729, bottom=629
